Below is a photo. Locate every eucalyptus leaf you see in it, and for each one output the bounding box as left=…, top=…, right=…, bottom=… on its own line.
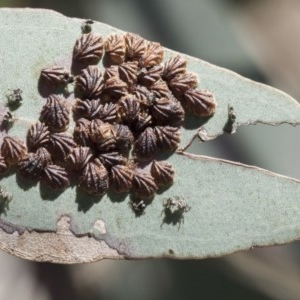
left=0, top=8, right=300, bottom=263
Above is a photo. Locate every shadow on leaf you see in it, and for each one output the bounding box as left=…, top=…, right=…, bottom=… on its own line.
left=37, top=76, right=71, bottom=98
left=0, top=167, right=15, bottom=180
left=39, top=183, right=66, bottom=201
left=71, top=57, right=102, bottom=76
left=161, top=207, right=185, bottom=229
left=71, top=60, right=87, bottom=76
left=156, top=184, right=172, bottom=195
left=75, top=186, right=103, bottom=213
left=16, top=174, right=39, bottom=191
left=107, top=189, right=128, bottom=203
left=102, top=53, right=116, bottom=68
left=183, top=113, right=211, bottom=130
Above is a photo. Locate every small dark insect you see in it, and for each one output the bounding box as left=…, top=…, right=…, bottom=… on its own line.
left=67, top=146, right=93, bottom=171
left=118, top=95, right=140, bottom=125
left=168, top=72, right=199, bottom=96
left=73, top=118, right=92, bottom=147
left=154, top=126, right=181, bottom=151
left=35, top=147, right=52, bottom=166
left=163, top=196, right=191, bottom=213
left=162, top=55, right=187, bottom=81
left=1, top=111, right=15, bottom=129
left=17, top=152, right=44, bottom=180
left=118, top=61, right=139, bottom=84
left=49, top=132, right=77, bottom=161
left=125, top=32, right=147, bottom=61
left=0, top=156, right=9, bottom=175
left=73, top=32, right=104, bottom=63
left=104, top=34, right=126, bottom=64
left=81, top=19, right=94, bottom=33
left=6, top=88, right=23, bottom=108
left=138, top=65, right=163, bottom=86
left=150, top=79, right=172, bottom=98
left=42, top=164, right=70, bottom=190
left=184, top=89, right=217, bottom=117
left=98, top=152, right=127, bottom=170
left=151, top=160, right=174, bottom=186
left=114, top=124, right=134, bottom=155
left=40, top=66, right=73, bottom=86
left=103, top=76, right=127, bottom=99
left=27, top=122, right=50, bottom=152
left=76, top=66, right=104, bottom=99
left=39, top=95, right=70, bottom=132
left=223, top=105, right=236, bottom=134
left=1, top=136, right=28, bottom=165
left=151, top=98, right=185, bottom=126
left=140, top=41, right=164, bottom=68
left=79, top=159, right=109, bottom=195
left=110, top=164, right=133, bottom=193
left=132, top=171, right=158, bottom=199
left=134, top=127, right=158, bottom=160
left=130, top=199, right=146, bottom=215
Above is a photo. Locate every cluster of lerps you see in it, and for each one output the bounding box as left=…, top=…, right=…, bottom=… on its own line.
left=0, top=28, right=217, bottom=201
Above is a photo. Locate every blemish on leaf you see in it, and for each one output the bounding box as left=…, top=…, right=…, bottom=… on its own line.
left=56, top=215, right=72, bottom=234
left=93, top=219, right=106, bottom=234
left=168, top=249, right=174, bottom=255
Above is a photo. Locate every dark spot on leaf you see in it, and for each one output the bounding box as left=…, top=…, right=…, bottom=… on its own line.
left=168, top=249, right=174, bottom=255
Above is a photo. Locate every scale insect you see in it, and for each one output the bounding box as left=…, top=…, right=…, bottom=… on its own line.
left=0, top=25, right=217, bottom=221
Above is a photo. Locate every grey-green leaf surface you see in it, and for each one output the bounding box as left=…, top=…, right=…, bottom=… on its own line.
left=0, top=8, right=300, bottom=263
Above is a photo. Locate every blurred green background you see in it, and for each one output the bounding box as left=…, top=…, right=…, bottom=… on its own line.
left=1, top=0, right=300, bottom=299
